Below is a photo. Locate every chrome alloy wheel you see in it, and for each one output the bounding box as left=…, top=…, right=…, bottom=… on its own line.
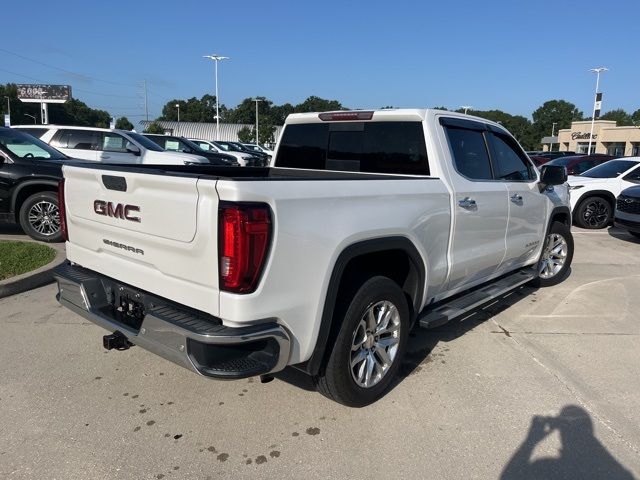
left=582, top=199, right=610, bottom=228
left=28, top=200, right=60, bottom=237
left=539, top=233, right=568, bottom=279
left=350, top=300, right=401, bottom=388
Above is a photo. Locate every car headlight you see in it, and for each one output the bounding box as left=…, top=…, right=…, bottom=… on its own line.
left=569, top=185, right=584, bottom=190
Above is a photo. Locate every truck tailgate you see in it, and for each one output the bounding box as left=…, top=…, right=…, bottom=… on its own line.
left=63, top=165, right=220, bottom=316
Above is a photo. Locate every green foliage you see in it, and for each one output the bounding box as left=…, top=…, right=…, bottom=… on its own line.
left=530, top=100, right=583, bottom=148
left=115, top=116, right=134, bottom=130
left=160, top=95, right=227, bottom=123
left=0, top=241, right=56, bottom=280
left=237, top=125, right=253, bottom=143
left=600, top=109, right=633, bottom=126
left=632, top=109, right=640, bottom=124
left=293, top=96, right=344, bottom=113
left=432, top=106, right=449, bottom=111
left=144, top=122, right=165, bottom=134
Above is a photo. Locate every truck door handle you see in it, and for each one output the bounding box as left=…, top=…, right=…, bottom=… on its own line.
left=458, top=197, right=477, bottom=210
left=510, top=194, right=523, bottom=203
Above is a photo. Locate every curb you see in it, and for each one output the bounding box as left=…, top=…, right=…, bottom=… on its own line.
left=0, top=242, right=66, bottom=299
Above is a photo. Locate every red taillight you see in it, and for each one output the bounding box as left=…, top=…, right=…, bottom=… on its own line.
left=218, top=203, right=272, bottom=293
left=57, top=179, right=68, bottom=241
left=318, top=111, right=374, bottom=121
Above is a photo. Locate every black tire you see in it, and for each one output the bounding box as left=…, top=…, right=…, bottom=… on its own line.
left=530, top=221, right=574, bottom=287
left=314, top=276, right=410, bottom=407
left=574, top=196, right=612, bottom=229
left=18, top=191, right=63, bottom=243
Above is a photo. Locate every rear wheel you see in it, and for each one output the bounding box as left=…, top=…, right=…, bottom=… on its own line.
left=18, top=191, right=63, bottom=243
left=314, top=276, right=409, bottom=407
left=574, top=196, right=612, bottom=229
left=530, top=221, right=573, bottom=287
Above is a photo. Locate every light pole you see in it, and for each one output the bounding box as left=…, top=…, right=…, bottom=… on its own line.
left=460, top=105, right=473, bottom=114
left=550, top=122, right=557, bottom=151
left=24, top=113, right=37, bottom=124
left=588, top=67, right=608, bottom=155
left=254, top=98, right=263, bottom=145
left=203, top=54, right=229, bottom=140
left=175, top=103, right=180, bottom=122
left=4, top=96, right=10, bottom=124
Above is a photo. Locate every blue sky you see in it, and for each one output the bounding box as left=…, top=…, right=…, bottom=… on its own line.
left=2, top=0, right=638, bottom=122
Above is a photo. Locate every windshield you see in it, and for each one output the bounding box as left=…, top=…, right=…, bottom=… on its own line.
left=581, top=160, right=640, bottom=178
left=0, top=128, right=67, bottom=160
left=127, top=132, right=164, bottom=152
left=217, top=141, right=243, bottom=152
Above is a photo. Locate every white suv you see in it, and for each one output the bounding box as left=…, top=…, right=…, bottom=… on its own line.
left=14, top=125, right=209, bottom=165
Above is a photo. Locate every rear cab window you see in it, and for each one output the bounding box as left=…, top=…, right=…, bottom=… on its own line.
left=276, top=121, right=429, bottom=175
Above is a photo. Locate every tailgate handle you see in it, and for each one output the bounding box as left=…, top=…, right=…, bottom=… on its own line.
left=102, top=175, right=127, bottom=192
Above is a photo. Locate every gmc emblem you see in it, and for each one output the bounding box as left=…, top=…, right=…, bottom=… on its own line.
left=94, top=200, right=141, bottom=223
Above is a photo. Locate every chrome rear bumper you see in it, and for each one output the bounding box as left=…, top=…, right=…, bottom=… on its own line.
left=54, top=262, right=291, bottom=379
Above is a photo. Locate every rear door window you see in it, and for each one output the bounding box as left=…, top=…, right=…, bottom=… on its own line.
left=444, top=127, right=493, bottom=180
left=100, top=133, right=130, bottom=152
left=52, top=129, right=100, bottom=151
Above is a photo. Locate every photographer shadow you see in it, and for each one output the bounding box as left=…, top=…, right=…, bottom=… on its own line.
left=501, top=405, right=635, bottom=480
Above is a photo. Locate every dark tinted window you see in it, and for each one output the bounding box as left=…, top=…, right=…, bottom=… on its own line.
left=16, top=127, right=48, bottom=138
left=53, top=129, right=100, bottom=150
left=573, top=160, right=597, bottom=174
left=0, top=129, right=66, bottom=160
left=582, top=160, right=640, bottom=178
left=445, top=127, right=492, bottom=180
left=623, top=166, right=640, bottom=183
left=488, top=133, right=534, bottom=181
left=277, top=122, right=429, bottom=174
left=277, top=123, right=330, bottom=170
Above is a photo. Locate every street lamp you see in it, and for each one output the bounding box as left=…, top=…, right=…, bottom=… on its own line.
left=550, top=122, right=557, bottom=152
left=203, top=54, right=229, bottom=140
left=24, top=113, right=37, bottom=124
left=4, top=96, right=10, bottom=124
left=253, top=98, right=263, bottom=145
left=460, top=105, right=473, bottom=114
left=175, top=103, right=180, bottom=122
left=588, top=67, right=608, bottom=155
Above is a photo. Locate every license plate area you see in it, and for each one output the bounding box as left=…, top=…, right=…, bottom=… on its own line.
left=109, top=287, right=146, bottom=331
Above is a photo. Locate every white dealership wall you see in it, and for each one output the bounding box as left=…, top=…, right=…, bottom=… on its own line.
left=553, top=120, right=640, bottom=156
left=137, top=121, right=283, bottom=145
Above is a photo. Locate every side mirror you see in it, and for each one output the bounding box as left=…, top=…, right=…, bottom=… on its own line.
left=540, top=165, right=567, bottom=186
left=126, top=144, right=141, bottom=156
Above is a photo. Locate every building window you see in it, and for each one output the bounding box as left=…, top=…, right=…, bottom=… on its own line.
left=576, top=142, right=596, bottom=154
left=606, top=143, right=626, bottom=156
left=633, top=144, right=640, bottom=156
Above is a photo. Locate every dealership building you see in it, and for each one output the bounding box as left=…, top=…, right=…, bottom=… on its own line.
left=543, top=120, right=640, bottom=156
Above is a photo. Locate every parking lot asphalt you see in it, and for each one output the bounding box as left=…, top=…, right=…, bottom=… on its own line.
left=1, top=227, right=639, bottom=479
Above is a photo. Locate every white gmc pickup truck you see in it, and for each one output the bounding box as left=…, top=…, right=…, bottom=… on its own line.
left=54, top=109, right=573, bottom=406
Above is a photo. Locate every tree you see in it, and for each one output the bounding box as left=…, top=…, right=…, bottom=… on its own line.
left=226, top=96, right=273, bottom=124
left=159, top=95, right=227, bottom=123
left=293, top=96, right=345, bottom=113
left=600, top=109, right=633, bottom=126
left=432, top=106, right=449, bottom=111
left=632, top=109, right=640, bottom=125
left=237, top=126, right=253, bottom=143
left=144, top=122, right=165, bottom=134
left=115, top=116, right=134, bottom=130
left=531, top=100, right=583, bottom=148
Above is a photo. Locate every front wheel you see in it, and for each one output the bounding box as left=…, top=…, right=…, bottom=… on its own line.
left=530, top=221, right=574, bottom=287
left=314, top=276, right=410, bottom=407
left=574, top=196, right=612, bottom=229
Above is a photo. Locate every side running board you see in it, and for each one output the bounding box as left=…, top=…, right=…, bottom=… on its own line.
left=418, top=268, right=537, bottom=329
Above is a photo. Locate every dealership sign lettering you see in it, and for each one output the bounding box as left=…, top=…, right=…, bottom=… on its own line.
left=571, top=132, right=597, bottom=140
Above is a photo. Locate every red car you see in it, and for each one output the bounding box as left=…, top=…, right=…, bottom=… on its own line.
left=545, top=154, right=618, bottom=175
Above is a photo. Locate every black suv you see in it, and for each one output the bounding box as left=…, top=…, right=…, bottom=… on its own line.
left=0, top=127, right=75, bottom=242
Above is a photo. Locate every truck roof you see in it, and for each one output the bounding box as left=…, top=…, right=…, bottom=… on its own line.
left=284, top=109, right=506, bottom=131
